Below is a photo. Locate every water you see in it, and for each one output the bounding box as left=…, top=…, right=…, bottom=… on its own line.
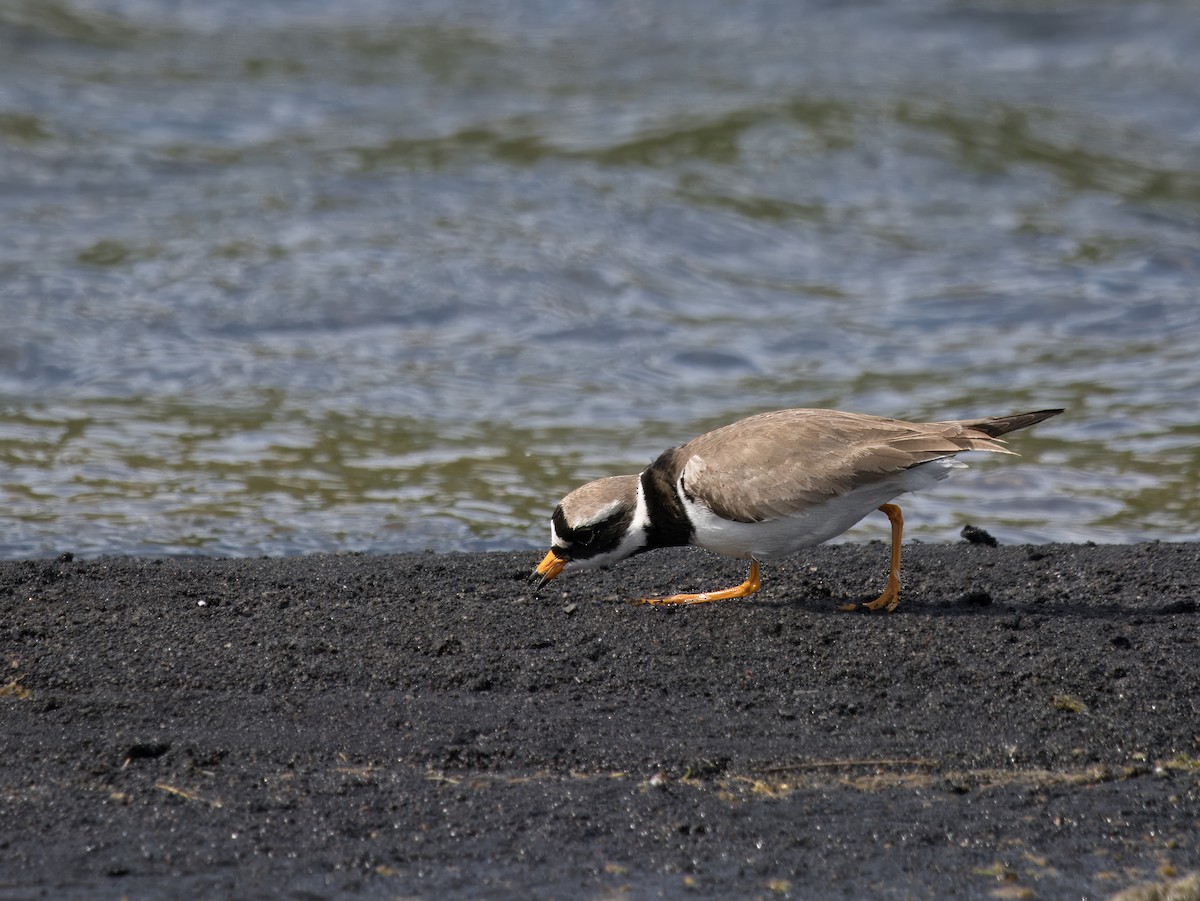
left=2, top=0, right=1199, bottom=559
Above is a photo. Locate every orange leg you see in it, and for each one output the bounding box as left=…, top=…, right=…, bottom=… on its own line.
left=638, top=559, right=761, bottom=606
left=859, top=503, right=903, bottom=612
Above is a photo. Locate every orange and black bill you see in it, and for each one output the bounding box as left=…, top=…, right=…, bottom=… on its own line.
left=532, top=549, right=566, bottom=588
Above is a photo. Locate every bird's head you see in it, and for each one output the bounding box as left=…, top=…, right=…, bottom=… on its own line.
left=533, top=474, right=648, bottom=588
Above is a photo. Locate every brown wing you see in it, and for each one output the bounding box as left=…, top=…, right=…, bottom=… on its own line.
left=677, top=408, right=1059, bottom=523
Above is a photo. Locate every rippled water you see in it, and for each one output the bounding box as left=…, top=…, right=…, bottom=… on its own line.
left=2, top=0, right=1199, bottom=558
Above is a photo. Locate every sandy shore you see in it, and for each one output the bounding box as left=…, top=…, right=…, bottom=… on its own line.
left=2, top=542, right=1198, bottom=899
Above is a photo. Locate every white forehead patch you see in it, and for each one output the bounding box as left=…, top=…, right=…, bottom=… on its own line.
left=577, top=499, right=624, bottom=527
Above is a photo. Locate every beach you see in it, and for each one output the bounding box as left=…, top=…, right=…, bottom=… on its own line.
left=2, top=541, right=1198, bottom=899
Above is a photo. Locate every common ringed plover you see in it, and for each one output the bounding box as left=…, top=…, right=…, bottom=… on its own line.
left=533, top=407, right=1061, bottom=611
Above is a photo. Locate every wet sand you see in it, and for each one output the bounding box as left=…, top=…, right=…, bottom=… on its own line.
left=2, top=542, right=1198, bottom=899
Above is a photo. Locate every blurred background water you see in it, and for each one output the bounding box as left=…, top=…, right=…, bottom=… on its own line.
left=1, top=0, right=1198, bottom=559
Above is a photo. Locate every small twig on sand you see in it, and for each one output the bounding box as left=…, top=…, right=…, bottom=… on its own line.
left=758, top=758, right=938, bottom=773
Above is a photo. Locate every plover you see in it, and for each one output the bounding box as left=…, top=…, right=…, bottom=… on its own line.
left=533, top=407, right=1061, bottom=611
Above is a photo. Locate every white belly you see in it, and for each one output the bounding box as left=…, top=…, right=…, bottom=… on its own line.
left=682, top=458, right=966, bottom=560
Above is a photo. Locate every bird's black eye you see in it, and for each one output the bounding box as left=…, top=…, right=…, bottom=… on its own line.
left=573, top=527, right=595, bottom=546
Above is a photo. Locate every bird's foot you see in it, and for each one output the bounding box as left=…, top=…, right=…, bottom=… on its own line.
left=637, top=591, right=721, bottom=606
left=860, top=577, right=901, bottom=613
left=635, top=560, right=761, bottom=606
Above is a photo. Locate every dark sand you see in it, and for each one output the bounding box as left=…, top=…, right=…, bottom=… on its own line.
left=2, top=542, right=1198, bottom=899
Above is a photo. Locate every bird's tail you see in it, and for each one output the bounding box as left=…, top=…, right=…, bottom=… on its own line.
left=961, top=409, right=1064, bottom=438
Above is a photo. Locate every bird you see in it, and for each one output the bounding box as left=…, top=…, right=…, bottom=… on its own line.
left=532, top=407, right=1062, bottom=611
